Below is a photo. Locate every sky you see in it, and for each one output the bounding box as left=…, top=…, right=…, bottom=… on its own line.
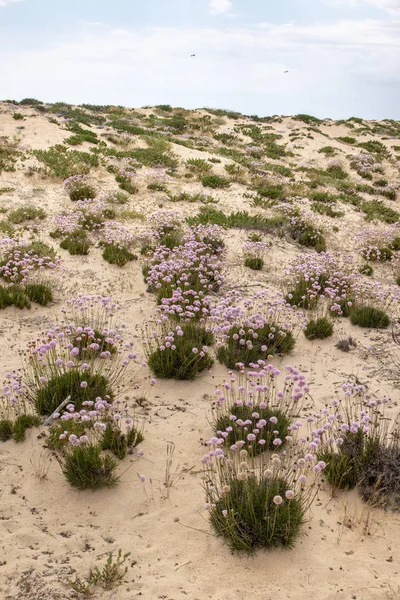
left=0, top=0, right=399, bottom=119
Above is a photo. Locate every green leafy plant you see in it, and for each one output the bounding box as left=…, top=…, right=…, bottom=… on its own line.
left=350, top=305, right=390, bottom=329
left=304, top=317, right=333, bottom=340
left=102, top=243, right=137, bottom=267
left=217, top=323, right=295, bottom=369
left=61, top=444, right=119, bottom=490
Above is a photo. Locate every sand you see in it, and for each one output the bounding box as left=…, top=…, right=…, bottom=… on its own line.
left=0, top=102, right=399, bottom=600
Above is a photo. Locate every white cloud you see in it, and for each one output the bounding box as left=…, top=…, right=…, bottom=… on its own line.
left=1, top=18, right=399, bottom=117
left=0, top=0, right=24, bottom=6
left=208, top=0, right=232, bottom=15
left=331, top=0, right=400, bottom=14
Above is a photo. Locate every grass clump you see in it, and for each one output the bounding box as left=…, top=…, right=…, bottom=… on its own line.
left=70, top=549, right=130, bottom=594
left=217, top=323, right=295, bottom=369
left=60, top=231, right=90, bottom=255
left=304, top=317, right=333, bottom=340
left=209, top=476, right=304, bottom=553
left=35, top=370, right=113, bottom=415
left=311, top=202, right=344, bottom=218
left=147, top=324, right=214, bottom=380
left=8, top=205, right=46, bottom=224
left=201, top=174, right=230, bottom=189
left=293, top=114, right=322, bottom=125
left=318, top=146, right=337, bottom=155
left=33, top=145, right=99, bottom=178
left=0, top=419, right=14, bottom=441
left=12, top=414, right=41, bottom=442
left=359, top=263, right=374, bottom=276
left=101, top=423, right=143, bottom=460
left=24, top=283, right=53, bottom=306
left=0, top=285, right=31, bottom=310
left=102, top=243, right=137, bottom=267
left=187, top=206, right=286, bottom=233
left=350, top=305, right=390, bottom=329
left=61, top=444, right=119, bottom=490
left=214, top=405, right=290, bottom=455
left=244, top=257, right=263, bottom=270
left=337, top=136, right=356, bottom=144
left=115, top=174, right=137, bottom=194
left=186, top=158, right=212, bottom=173
left=361, top=200, right=400, bottom=224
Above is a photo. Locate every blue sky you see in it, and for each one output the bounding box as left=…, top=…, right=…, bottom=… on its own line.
left=1, top=0, right=399, bottom=118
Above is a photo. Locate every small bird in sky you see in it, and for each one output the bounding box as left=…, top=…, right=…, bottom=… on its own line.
left=284, top=70, right=289, bottom=73
left=191, top=54, right=196, bottom=57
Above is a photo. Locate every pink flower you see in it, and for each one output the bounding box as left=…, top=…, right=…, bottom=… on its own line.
left=273, top=495, right=283, bottom=505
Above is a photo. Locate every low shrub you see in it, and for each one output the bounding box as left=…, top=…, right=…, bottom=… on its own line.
left=61, top=444, right=119, bottom=490
left=35, top=370, right=113, bottom=415
left=60, top=231, right=90, bottom=255
left=359, top=263, right=373, bottom=276
left=209, top=476, right=305, bottom=553
left=8, top=206, right=46, bottom=224
left=102, top=243, right=137, bottom=267
left=0, top=419, right=14, bottom=441
left=304, top=317, right=333, bottom=340
left=244, top=257, right=263, bottom=270
left=201, top=174, right=230, bottom=189
left=217, top=323, right=295, bottom=369
left=63, top=175, right=96, bottom=202
left=101, top=423, right=143, bottom=460
left=12, top=414, right=41, bottom=442
left=214, top=404, right=291, bottom=455
left=24, top=283, right=53, bottom=306
left=350, top=305, right=390, bottom=329
left=147, top=324, right=214, bottom=380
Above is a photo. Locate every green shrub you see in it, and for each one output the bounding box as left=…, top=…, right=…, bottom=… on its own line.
left=325, top=165, right=348, bottom=179
left=209, top=476, right=304, bottom=553
left=24, top=283, right=53, bottom=306
left=304, top=318, right=333, bottom=340
left=148, top=325, right=214, bottom=380
left=244, top=257, right=263, bottom=270
left=35, top=370, right=113, bottom=415
left=102, top=243, right=137, bottom=267
left=309, top=191, right=337, bottom=203
left=359, top=264, right=373, bottom=276
left=337, top=136, right=356, bottom=144
left=60, top=231, right=90, bottom=255
left=115, top=175, right=137, bottom=194
left=100, top=423, right=143, bottom=460
left=0, top=419, right=14, bottom=441
left=33, top=146, right=99, bottom=178
left=12, top=113, right=25, bottom=120
left=12, top=414, right=41, bottom=442
left=186, top=158, right=212, bottom=173
left=318, top=146, right=336, bottom=155
left=311, top=202, right=344, bottom=218
left=8, top=206, right=46, bottom=224
left=187, top=207, right=286, bottom=233
left=358, top=140, right=390, bottom=158
left=215, top=405, right=290, bottom=455
left=293, top=114, right=321, bottom=125
left=68, top=184, right=96, bottom=202
left=217, top=323, right=295, bottom=369
left=362, top=200, right=400, bottom=224
left=201, top=174, right=230, bottom=189
left=0, top=285, right=31, bottom=310
left=350, top=305, right=390, bottom=329
left=62, top=444, right=119, bottom=490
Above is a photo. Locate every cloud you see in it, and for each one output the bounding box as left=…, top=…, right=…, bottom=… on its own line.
left=208, top=0, right=232, bottom=15
left=0, top=0, right=24, bottom=6
left=1, top=17, right=399, bottom=118
left=331, top=0, right=400, bottom=14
